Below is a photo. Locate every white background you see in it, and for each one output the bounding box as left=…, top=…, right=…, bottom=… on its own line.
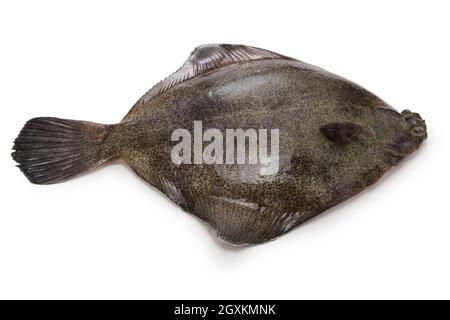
left=1, top=0, right=449, bottom=299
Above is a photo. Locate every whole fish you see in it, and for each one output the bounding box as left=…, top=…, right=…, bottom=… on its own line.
left=12, top=44, right=427, bottom=245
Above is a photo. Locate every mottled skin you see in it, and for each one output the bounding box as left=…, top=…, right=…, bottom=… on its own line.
left=104, top=58, right=426, bottom=245
left=12, top=45, right=427, bottom=245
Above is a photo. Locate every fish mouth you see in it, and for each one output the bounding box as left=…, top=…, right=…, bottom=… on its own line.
left=380, top=145, right=408, bottom=158
left=402, top=109, right=427, bottom=140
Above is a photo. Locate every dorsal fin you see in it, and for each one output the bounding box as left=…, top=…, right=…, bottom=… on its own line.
left=138, top=44, right=291, bottom=104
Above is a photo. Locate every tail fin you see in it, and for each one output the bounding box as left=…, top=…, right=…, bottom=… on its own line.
left=12, top=117, right=112, bottom=184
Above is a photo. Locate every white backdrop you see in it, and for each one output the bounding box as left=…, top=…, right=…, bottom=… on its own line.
left=1, top=0, right=449, bottom=299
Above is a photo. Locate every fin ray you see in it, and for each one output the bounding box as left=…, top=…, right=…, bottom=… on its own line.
left=12, top=117, right=112, bottom=184
left=132, top=44, right=291, bottom=107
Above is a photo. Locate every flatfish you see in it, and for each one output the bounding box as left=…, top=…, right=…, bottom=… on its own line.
left=12, top=44, right=427, bottom=245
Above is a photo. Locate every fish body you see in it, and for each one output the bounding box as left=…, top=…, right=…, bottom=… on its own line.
left=12, top=44, right=427, bottom=245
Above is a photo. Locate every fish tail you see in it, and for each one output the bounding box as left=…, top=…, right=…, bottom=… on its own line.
left=12, top=117, right=114, bottom=184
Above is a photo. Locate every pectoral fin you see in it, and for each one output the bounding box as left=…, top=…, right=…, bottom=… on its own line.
left=320, top=122, right=363, bottom=145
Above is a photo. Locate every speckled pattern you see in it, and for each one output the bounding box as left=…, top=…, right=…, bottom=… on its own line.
left=12, top=44, right=427, bottom=245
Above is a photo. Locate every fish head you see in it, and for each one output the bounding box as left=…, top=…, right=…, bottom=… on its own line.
left=372, top=107, right=427, bottom=162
